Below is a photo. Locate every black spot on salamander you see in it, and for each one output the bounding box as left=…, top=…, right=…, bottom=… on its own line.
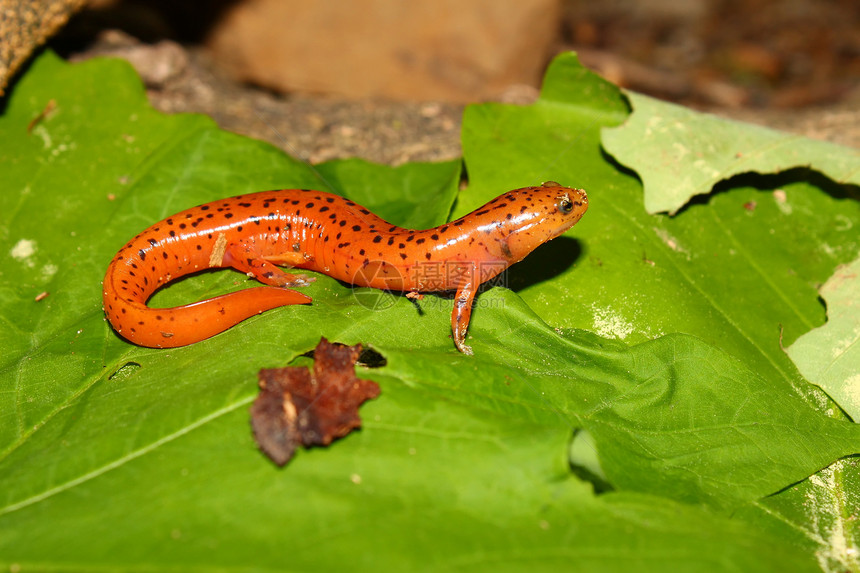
left=206, top=213, right=214, bottom=218
left=352, top=225, right=362, bottom=232
left=291, top=200, right=300, bottom=205
left=519, top=205, right=528, bottom=213
left=359, top=209, right=370, bottom=215
left=388, top=226, right=397, bottom=232
left=339, top=220, right=347, bottom=227
left=453, top=220, right=465, bottom=226
left=326, top=197, right=335, bottom=203
left=406, top=234, right=415, bottom=241
left=200, top=205, right=210, bottom=211
left=494, top=202, right=508, bottom=209
left=329, top=213, right=337, bottom=220
left=399, top=253, right=407, bottom=260
left=425, top=252, right=432, bottom=260
left=345, top=201, right=356, bottom=207
left=148, top=238, right=158, bottom=246
left=166, top=218, right=174, bottom=225
left=224, top=213, right=234, bottom=219
left=440, top=225, right=449, bottom=233
left=338, top=242, right=351, bottom=248
left=430, top=234, right=439, bottom=241
left=237, top=226, right=243, bottom=232
left=359, top=249, right=366, bottom=256
left=415, top=238, right=425, bottom=245
left=162, top=252, right=168, bottom=259
left=179, top=223, right=187, bottom=229
left=319, top=206, right=330, bottom=212
left=324, top=235, right=330, bottom=242
left=336, top=232, right=342, bottom=240
left=196, top=245, right=202, bottom=250
left=306, top=202, right=315, bottom=209
left=239, top=202, right=251, bottom=208
left=387, top=237, right=395, bottom=246
left=506, top=213, right=513, bottom=220
left=373, top=235, right=382, bottom=243
left=138, top=250, right=146, bottom=261
left=398, top=243, right=406, bottom=249
left=475, top=209, right=489, bottom=216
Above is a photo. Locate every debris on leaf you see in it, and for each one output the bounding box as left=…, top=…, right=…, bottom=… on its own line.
left=250, top=338, right=380, bottom=466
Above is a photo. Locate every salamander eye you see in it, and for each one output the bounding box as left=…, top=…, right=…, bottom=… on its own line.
left=556, top=194, right=574, bottom=214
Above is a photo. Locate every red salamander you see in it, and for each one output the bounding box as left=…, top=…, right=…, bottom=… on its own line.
left=103, top=182, right=588, bottom=353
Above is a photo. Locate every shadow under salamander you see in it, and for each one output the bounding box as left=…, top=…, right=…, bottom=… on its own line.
left=505, top=235, right=583, bottom=293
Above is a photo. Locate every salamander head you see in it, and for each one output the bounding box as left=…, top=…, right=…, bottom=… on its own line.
left=494, top=181, right=589, bottom=262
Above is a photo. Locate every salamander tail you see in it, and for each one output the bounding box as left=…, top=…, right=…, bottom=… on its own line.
left=103, top=287, right=312, bottom=348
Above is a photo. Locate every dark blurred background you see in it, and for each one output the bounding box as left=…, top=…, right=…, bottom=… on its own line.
left=36, top=0, right=860, bottom=159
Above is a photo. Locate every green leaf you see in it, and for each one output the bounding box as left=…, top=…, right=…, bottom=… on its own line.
left=787, top=255, right=860, bottom=420
left=314, top=156, right=461, bottom=228
left=377, top=292, right=860, bottom=511
left=1, top=49, right=858, bottom=571
left=460, top=52, right=860, bottom=394
left=601, top=91, right=860, bottom=215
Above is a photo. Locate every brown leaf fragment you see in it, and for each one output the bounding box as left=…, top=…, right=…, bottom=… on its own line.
left=250, top=338, right=380, bottom=466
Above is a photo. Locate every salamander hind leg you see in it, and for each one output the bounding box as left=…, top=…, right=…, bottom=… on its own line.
left=221, top=242, right=316, bottom=288
left=452, top=283, right=476, bottom=355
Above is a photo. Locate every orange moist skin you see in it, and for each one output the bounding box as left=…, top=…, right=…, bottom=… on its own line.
left=103, top=182, right=588, bottom=353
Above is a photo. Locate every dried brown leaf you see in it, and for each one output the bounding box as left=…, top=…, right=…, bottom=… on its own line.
left=250, top=338, right=380, bottom=466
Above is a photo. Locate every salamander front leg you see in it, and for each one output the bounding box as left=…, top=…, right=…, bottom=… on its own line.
left=452, top=282, right=476, bottom=355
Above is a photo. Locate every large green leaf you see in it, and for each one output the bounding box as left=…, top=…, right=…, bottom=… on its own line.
left=1, top=49, right=858, bottom=571
left=601, top=92, right=860, bottom=215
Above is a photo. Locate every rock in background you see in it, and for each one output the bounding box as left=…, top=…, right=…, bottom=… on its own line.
left=206, top=0, right=560, bottom=103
